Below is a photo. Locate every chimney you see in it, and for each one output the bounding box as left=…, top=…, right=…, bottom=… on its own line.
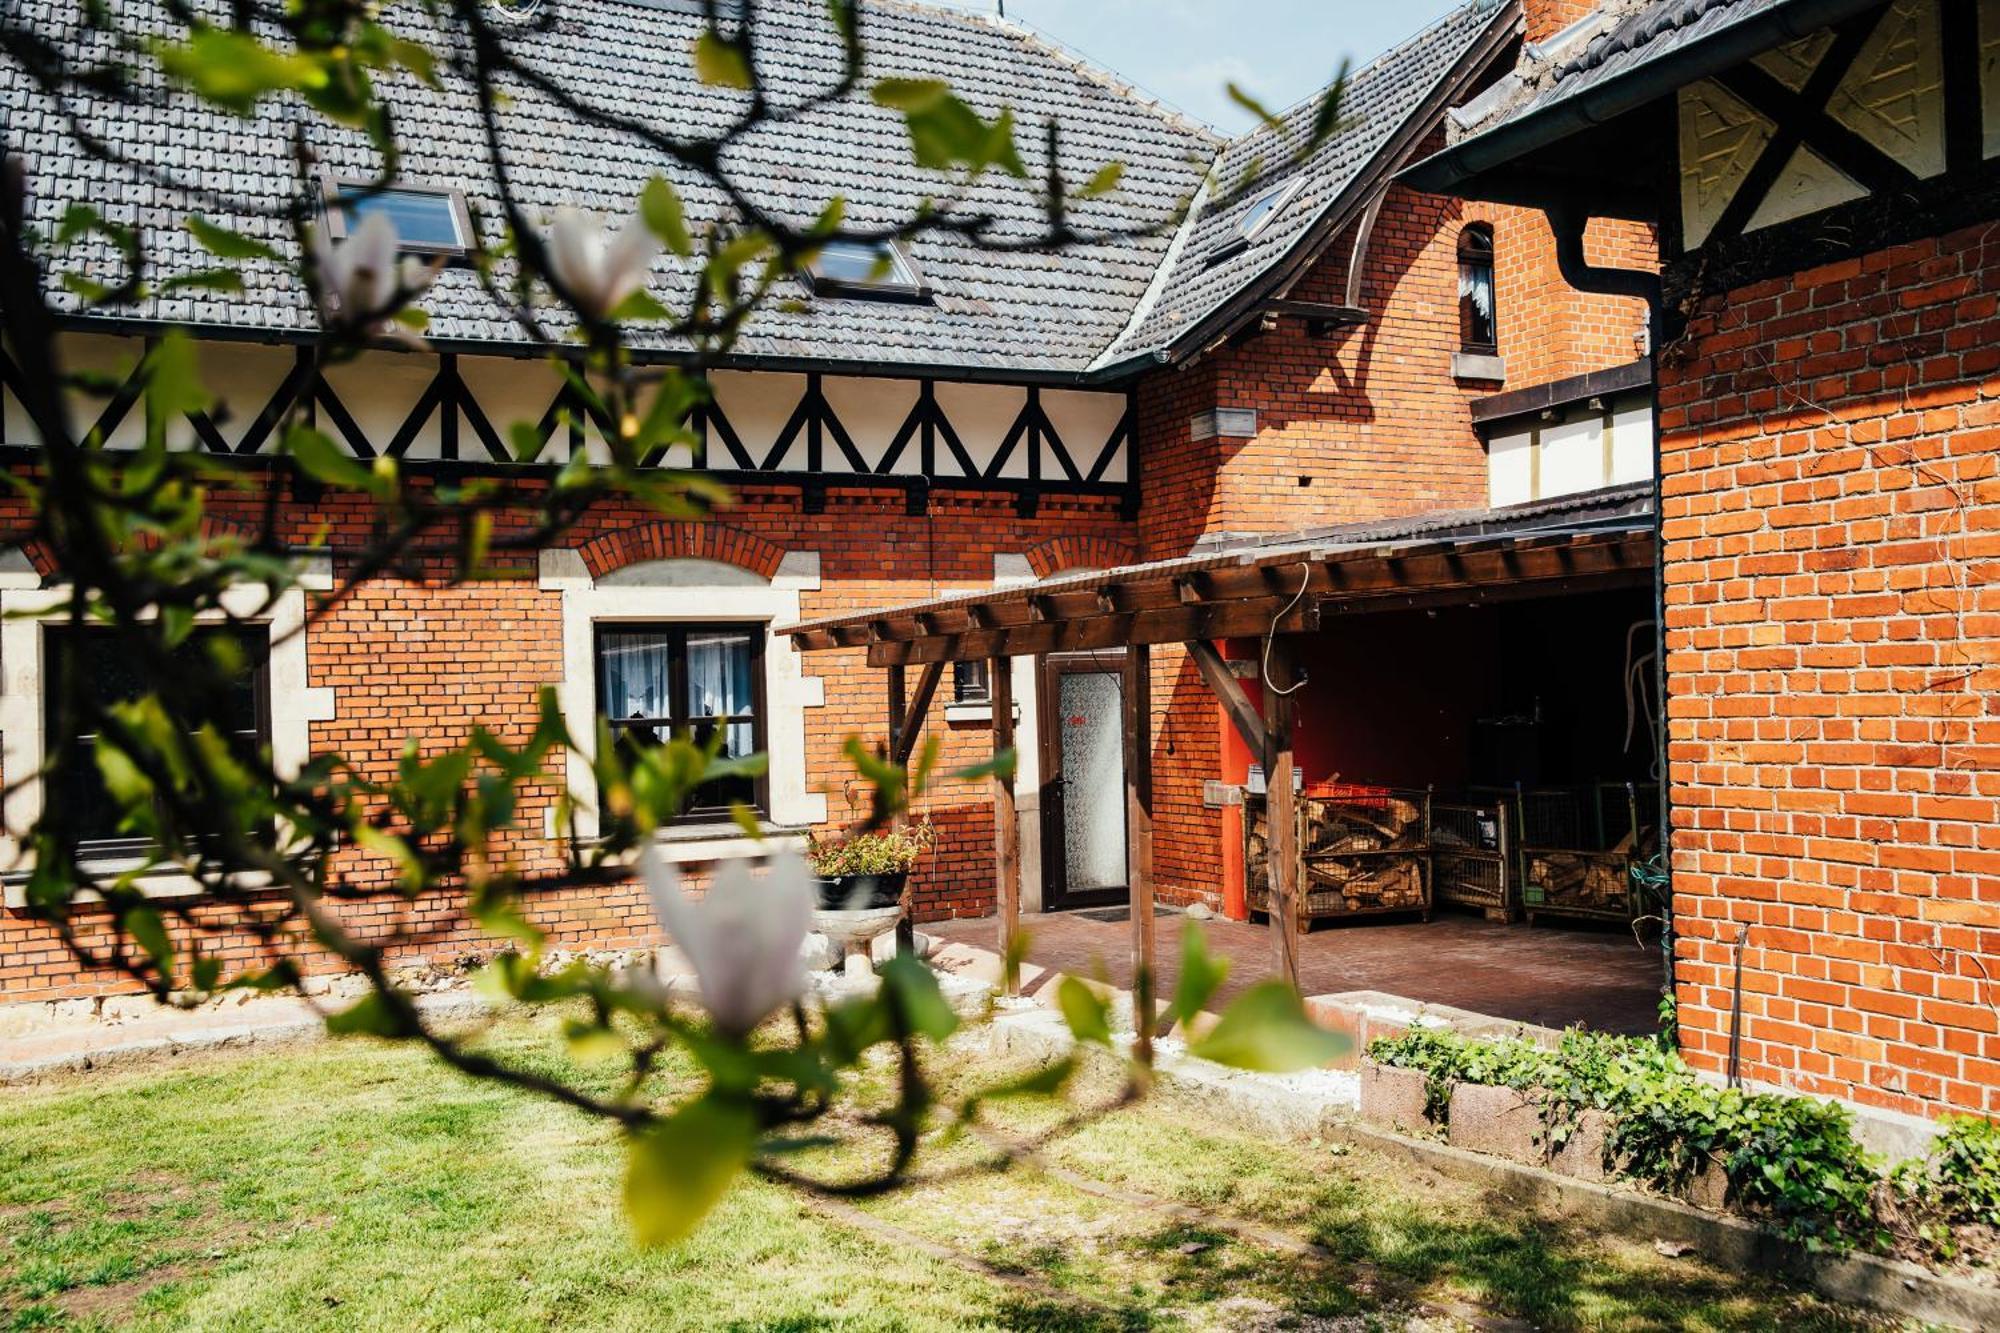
left=1522, top=0, right=1599, bottom=47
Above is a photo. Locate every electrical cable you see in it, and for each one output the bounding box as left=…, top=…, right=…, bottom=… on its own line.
left=1261, top=564, right=1311, bottom=697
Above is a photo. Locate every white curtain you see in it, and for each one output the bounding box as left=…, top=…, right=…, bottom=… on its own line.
left=601, top=631, right=671, bottom=731
left=685, top=630, right=753, bottom=718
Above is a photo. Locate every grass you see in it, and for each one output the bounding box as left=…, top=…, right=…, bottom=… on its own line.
left=0, top=1020, right=1927, bottom=1332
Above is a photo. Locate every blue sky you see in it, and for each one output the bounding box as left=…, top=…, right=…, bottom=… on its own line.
left=930, top=0, right=1465, bottom=133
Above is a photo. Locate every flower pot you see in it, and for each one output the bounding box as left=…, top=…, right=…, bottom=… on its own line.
left=813, top=872, right=906, bottom=912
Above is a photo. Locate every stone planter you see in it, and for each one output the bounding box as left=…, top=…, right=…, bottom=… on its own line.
left=813, top=872, right=906, bottom=911
left=1358, top=1061, right=1432, bottom=1135
left=1548, top=1108, right=1614, bottom=1182
left=812, top=904, right=903, bottom=977
left=1447, top=1081, right=1544, bottom=1165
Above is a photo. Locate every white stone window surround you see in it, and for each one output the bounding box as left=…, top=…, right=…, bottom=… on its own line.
left=0, top=559, right=337, bottom=906
left=541, top=547, right=828, bottom=864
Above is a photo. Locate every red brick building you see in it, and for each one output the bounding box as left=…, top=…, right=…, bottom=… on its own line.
left=1409, top=0, right=2000, bottom=1122
left=2, top=0, right=1662, bottom=1029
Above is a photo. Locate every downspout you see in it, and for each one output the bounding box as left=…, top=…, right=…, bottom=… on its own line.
left=1545, top=204, right=1676, bottom=1005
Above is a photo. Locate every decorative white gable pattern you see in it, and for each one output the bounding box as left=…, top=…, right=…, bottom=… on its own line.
left=1752, top=29, right=1835, bottom=94
left=1678, top=80, right=1776, bottom=248
left=1826, top=0, right=1947, bottom=179
left=1744, top=146, right=1868, bottom=233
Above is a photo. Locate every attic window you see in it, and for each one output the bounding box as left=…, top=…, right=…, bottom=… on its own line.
left=806, top=238, right=928, bottom=301
left=1206, top=179, right=1302, bottom=263
left=320, top=174, right=474, bottom=259
left=1238, top=180, right=1302, bottom=241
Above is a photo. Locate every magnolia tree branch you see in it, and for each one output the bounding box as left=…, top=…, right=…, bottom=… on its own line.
left=0, top=0, right=1350, bottom=1243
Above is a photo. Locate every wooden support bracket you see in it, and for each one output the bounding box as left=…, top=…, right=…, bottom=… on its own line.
left=1188, top=638, right=1271, bottom=772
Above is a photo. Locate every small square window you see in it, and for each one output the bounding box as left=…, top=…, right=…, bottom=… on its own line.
left=953, top=659, right=991, bottom=706
left=320, top=173, right=474, bottom=259
left=805, top=238, right=928, bottom=301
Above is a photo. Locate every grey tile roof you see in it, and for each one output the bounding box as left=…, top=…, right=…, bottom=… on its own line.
left=4, top=0, right=1218, bottom=377
left=1434, top=0, right=1883, bottom=161
left=1090, top=1, right=1515, bottom=372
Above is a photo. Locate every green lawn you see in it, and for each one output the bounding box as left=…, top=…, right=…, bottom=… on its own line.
left=0, top=1022, right=1916, bottom=1332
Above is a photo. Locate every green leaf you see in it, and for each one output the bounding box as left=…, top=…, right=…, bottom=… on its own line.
left=1056, top=976, right=1112, bottom=1046
left=56, top=204, right=102, bottom=246
left=142, top=330, right=210, bottom=443
left=624, top=1096, right=757, bottom=1247
left=609, top=288, right=671, bottom=323
left=154, top=26, right=327, bottom=115
left=95, top=742, right=154, bottom=810
left=1167, top=924, right=1229, bottom=1026
left=122, top=906, right=172, bottom=969
left=1303, top=68, right=1351, bottom=157
left=880, top=952, right=958, bottom=1043
left=325, top=991, right=409, bottom=1039
left=640, top=175, right=693, bottom=256
left=979, top=1055, right=1078, bottom=1101
left=1189, top=980, right=1348, bottom=1073
left=871, top=77, right=950, bottom=112
left=284, top=424, right=376, bottom=492
left=509, top=420, right=551, bottom=465
left=1225, top=82, right=1280, bottom=129
left=186, top=216, right=280, bottom=261
left=692, top=30, right=752, bottom=89
left=1080, top=162, right=1125, bottom=199
left=161, top=268, right=244, bottom=294
left=898, top=94, right=1026, bottom=179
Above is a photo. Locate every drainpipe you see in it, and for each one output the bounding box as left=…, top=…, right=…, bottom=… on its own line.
left=1544, top=204, right=1676, bottom=1002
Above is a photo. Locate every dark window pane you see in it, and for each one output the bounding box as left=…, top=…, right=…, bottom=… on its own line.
left=1458, top=225, right=1496, bottom=352
left=335, top=188, right=464, bottom=249
left=47, top=627, right=268, bottom=851
left=954, top=659, right=991, bottom=704
left=595, top=624, right=766, bottom=821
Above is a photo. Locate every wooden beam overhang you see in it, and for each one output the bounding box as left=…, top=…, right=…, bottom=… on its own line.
left=783, top=528, right=1654, bottom=666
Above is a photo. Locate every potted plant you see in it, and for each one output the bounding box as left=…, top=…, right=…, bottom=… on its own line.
left=805, top=822, right=935, bottom=911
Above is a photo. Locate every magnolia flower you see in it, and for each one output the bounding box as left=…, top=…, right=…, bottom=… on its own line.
left=640, top=844, right=813, bottom=1038
left=309, top=211, right=435, bottom=332
left=544, top=205, right=661, bottom=322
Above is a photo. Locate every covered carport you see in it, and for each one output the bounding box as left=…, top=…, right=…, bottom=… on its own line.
left=783, top=512, right=1659, bottom=1032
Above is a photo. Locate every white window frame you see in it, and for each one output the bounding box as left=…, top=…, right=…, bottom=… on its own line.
left=541, top=548, right=827, bottom=863
left=0, top=561, right=336, bottom=905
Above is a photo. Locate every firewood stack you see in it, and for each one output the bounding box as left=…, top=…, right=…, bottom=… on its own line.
left=1246, top=788, right=1433, bottom=926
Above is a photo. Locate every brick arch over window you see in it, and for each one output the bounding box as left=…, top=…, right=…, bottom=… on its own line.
left=1024, top=537, right=1137, bottom=580
left=575, top=523, right=785, bottom=582
left=16, top=513, right=262, bottom=580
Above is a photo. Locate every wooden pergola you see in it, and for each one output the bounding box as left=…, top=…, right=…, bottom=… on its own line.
left=783, top=525, right=1654, bottom=1021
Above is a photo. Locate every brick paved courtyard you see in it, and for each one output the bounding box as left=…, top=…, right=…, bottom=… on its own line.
left=931, top=907, right=1664, bottom=1035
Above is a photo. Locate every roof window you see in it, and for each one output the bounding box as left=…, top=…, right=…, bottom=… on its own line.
left=320, top=174, right=474, bottom=259
left=805, top=238, right=929, bottom=301
left=1238, top=179, right=1303, bottom=242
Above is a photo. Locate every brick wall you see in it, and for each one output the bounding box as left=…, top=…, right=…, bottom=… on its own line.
left=0, top=480, right=1135, bottom=1004
left=1135, top=172, right=1651, bottom=912
left=1661, top=221, right=2000, bottom=1119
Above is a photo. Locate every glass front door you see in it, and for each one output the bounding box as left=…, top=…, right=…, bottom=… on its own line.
left=1041, top=657, right=1128, bottom=910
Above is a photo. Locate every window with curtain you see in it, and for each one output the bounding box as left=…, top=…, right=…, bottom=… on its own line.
left=46, top=626, right=269, bottom=854
left=596, top=624, right=765, bottom=819
left=1457, top=223, right=1496, bottom=353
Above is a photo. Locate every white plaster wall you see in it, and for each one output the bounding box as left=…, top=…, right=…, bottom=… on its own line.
left=819, top=375, right=919, bottom=473
left=1487, top=426, right=1535, bottom=507
left=1042, top=388, right=1128, bottom=483
left=1609, top=402, right=1654, bottom=485
left=934, top=380, right=1028, bottom=480
left=710, top=370, right=806, bottom=468
left=1538, top=416, right=1603, bottom=497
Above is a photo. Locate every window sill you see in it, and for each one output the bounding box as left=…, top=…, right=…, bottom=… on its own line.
left=1452, top=351, right=1507, bottom=383
left=3, top=863, right=275, bottom=909
left=945, top=701, right=1021, bottom=728
left=647, top=821, right=810, bottom=865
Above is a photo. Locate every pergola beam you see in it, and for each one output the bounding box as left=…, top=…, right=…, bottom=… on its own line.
left=990, top=654, right=1020, bottom=997
left=1263, top=635, right=1302, bottom=991
left=1123, top=643, right=1155, bottom=1061
left=1187, top=639, right=1270, bottom=771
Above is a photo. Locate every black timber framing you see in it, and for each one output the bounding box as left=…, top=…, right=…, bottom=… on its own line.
left=6, top=340, right=1138, bottom=508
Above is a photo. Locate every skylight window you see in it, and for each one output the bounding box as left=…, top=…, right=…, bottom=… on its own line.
left=805, top=238, right=928, bottom=301
left=320, top=174, right=474, bottom=259
left=1238, top=179, right=1302, bottom=242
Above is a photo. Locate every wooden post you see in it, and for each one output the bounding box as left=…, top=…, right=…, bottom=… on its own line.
left=990, top=654, right=1021, bottom=996
left=1263, top=636, right=1302, bottom=991
left=1123, top=643, right=1155, bottom=1061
